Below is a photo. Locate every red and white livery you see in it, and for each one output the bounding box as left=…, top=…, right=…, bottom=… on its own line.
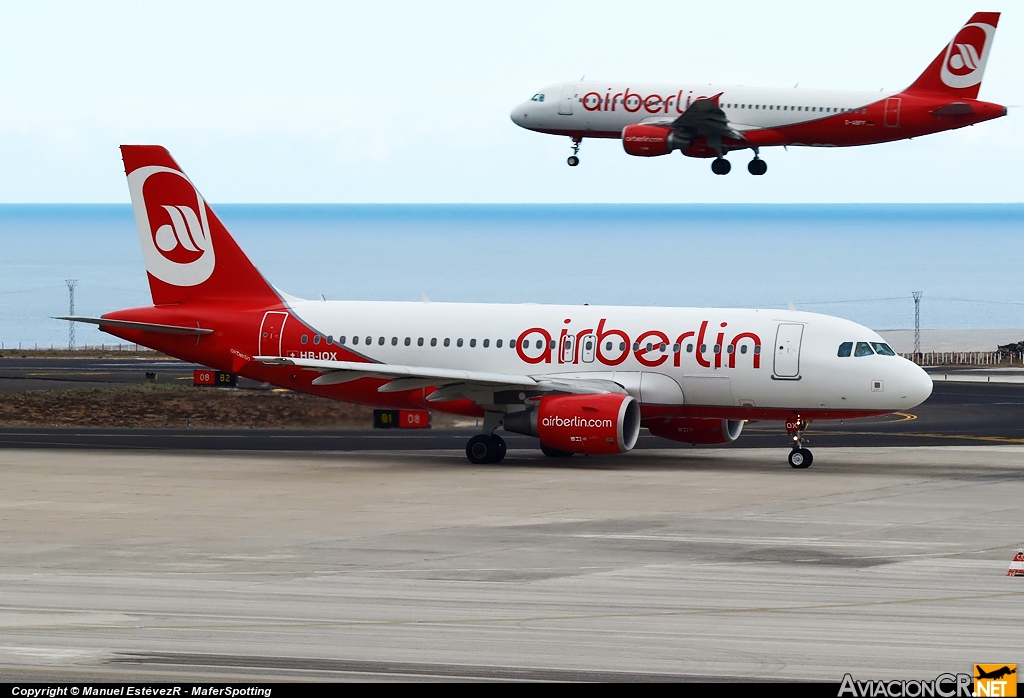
left=64, top=146, right=933, bottom=467
left=511, top=13, right=1006, bottom=174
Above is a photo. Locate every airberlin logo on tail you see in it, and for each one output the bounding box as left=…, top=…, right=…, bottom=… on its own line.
left=940, top=22, right=995, bottom=89
left=126, top=166, right=216, bottom=287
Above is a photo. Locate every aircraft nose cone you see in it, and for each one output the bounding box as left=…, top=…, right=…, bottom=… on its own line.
left=510, top=103, right=530, bottom=128
left=901, top=362, right=933, bottom=408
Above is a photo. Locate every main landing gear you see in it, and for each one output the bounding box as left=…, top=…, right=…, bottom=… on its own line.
left=567, top=137, right=582, bottom=167
left=466, top=433, right=507, bottom=464
left=711, top=154, right=768, bottom=175
left=711, top=157, right=731, bottom=175
left=786, top=416, right=813, bottom=469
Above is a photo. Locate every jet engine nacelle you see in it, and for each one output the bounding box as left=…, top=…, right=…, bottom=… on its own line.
left=621, top=124, right=688, bottom=157
left=647, top=417, right=744, bottom=445
left=504, top=394, right=641, bottom=455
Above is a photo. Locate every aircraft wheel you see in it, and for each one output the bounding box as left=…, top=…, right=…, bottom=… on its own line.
left=466, top=434, right=497, bottom=464
left=567, top=155, right=580, bottom=167
left=541, top=443, right=574, bottom=458
left=748, top=158, right=767, bottom=175
left=788, top=449, right=813, bottom=469
left=492, top=434, right=507, bottom=463
left=711, top=158, right=731, bottom=175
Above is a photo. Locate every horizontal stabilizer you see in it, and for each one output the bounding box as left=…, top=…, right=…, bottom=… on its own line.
left=57, top=316, right=214, bottom=335
left=930, top=102, right=975, bottom=115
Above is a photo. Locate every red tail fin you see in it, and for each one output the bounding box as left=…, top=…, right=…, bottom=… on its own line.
left=121, top=146, right=279, bottom=307
left=905, top=12, right=1000, bottom=99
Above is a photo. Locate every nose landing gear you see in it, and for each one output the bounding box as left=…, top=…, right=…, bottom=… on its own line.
left=786, top=416, right=813, bottom=468
left=567, top=137, right=582, bottom=167
left=711, top=157, right=731, bottom=175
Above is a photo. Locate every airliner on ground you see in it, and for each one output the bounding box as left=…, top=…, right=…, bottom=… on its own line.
left=511, top=12, right=1005, bottom=174
left=63, top=146, right=932, bottom=467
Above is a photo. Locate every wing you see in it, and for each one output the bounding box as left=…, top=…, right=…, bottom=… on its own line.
left=641, top=94, right=745, bottom=141
left=254, top=356, right=626, bottom=404
left=670, top=94, right=743, bottom=141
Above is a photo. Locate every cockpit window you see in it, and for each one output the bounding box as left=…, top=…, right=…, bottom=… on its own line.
left=531, top=93, right=545, bottom=102
left=854, top=342, right=875, bottom=357
left=870, top=342, right=896, bottom=356
left=837, top=342, right=852, bottom=357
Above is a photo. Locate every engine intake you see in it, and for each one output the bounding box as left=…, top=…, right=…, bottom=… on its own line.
left=647, top=417, right=744, bottom=445
left=621, top=124, right=688, bottom=157
left=504, top=394, right=641, bottom=455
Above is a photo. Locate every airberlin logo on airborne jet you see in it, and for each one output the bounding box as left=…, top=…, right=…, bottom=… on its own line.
left=126, top=165, right=216, bottom=287
left=940, top=21, right=995, bottom=88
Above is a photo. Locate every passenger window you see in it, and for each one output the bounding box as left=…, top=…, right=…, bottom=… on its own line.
left=870, top=342, right=896, bottom=356
left=339, top=336, right=346, bottom=345
left=301, top=335, right=308, bottom=344
left=327, top=335, right=333, bottom=345
left=483, top=339, right=489, bottom=348
left=404, top=337, right=411, bottom=346
left=470, top=339, right=476, bottom=347
left=510, top=339, right=516, bottom=348
left=496, top=339, right=503, bottom=348
left=740, top=345, right=747, bottom=354
left=313, top=335, right=320, bottom=345
left=417, top=337, right=424, bottom=346
left=838, top=342, right=853, bottom=357
left=687, top=344, right=693, bottom=353
left=365, top=336, right=371, bottom=345
left=444, top=338, right=450, bottom=347
left=854, top=342, right=875, bottom=357
left=378, top=337, right=385, bottom=346
left=457, top=338, right=464, bottom=347
left=753, top=345, right=761, bottom=354
left=351, top=336, right=358, bottom=345
left=431, top=338, right=437, bottom=347
left=391, top=337, right=397, bottom=346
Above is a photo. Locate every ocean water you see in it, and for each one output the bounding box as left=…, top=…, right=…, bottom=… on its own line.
left=1, top=204, right=1022, bottom=348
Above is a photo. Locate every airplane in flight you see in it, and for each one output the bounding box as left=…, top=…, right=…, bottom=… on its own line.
left=63, top=146, right=932, bottom=467
left=510, top=12, right=1006, bottom=174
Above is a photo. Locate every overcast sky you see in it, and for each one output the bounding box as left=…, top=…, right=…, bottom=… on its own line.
left=0, top=1, right=1018, bottom=203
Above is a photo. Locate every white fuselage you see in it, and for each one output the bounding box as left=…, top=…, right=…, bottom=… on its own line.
left=511, top=81, right=890, bottom=137
left=286, top=300, right=932, bottom=413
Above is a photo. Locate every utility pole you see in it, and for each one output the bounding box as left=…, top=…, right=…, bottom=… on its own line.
left=912, top=291, right=922, bottom=359
left=66, top=279, right=78, bottom=349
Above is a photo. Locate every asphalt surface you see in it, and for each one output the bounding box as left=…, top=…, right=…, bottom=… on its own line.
left=1, top=357, right=1023, bottom=451
left=1, top=446, right=1022, bottom=681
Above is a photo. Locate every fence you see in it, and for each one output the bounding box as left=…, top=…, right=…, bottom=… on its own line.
left=0, top=343, right=156, bottom=352
left=901, top=351, right=1019, bottom=366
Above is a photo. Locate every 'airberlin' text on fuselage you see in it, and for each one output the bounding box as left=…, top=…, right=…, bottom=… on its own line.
left=516, top=319, right=763, bottom=369
left=582, top=89, right=714, bottom=114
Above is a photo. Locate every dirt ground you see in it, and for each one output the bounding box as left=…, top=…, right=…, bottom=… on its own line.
left=0, top=384, right=383, bottom=429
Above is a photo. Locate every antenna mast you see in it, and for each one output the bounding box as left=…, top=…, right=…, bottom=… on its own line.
left=912, top=291, right=922, bottom=358
left=66, top=279, right=78, bottom=349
